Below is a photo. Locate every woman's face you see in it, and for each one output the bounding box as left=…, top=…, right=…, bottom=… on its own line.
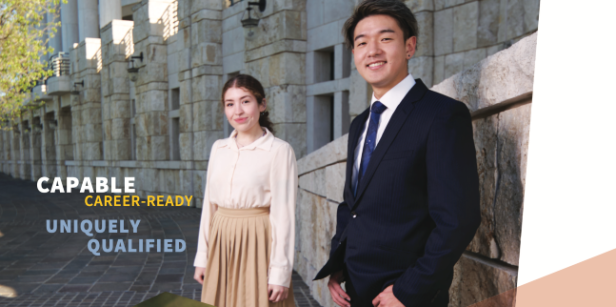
left=223, top=86, right=266, bottom=134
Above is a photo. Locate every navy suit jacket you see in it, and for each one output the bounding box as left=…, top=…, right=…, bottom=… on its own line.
left=314, top=79, right=481, bottom=307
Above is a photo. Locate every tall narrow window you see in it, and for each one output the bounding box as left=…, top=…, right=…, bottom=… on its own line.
left=170, top=88, right=180, bottom=160
left=44, top=112, right=57, bottom=176
left=342, top=45, right=352, bottom=79
left=314, top=94, right=334, bottom=149
left=315, top=47, right=335, bottom=83
left=130, top=99, right=136, bottom=160
left=59, top=106, right=73, bottom=161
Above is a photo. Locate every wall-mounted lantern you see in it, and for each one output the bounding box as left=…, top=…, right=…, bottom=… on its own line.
left=127, top=52, right=144, bottom=82
left=71, top=81, right=84, bottom=95
left=241, top=0, right=266, bottom=39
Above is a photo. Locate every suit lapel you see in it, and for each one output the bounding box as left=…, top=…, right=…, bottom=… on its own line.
left=352, top=79, right=428, bottom=208
left=344, top=109, right=369, bottom=208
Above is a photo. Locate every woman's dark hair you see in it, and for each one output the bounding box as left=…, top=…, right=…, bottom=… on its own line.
left=221, top=74, right=274, bottom=134
left=343, top=0, right=418, bottom=49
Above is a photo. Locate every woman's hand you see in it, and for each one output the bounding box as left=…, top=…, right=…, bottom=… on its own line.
left=268, top=284, right=289, bottom=303
left=193, top=267, right=206, bottom=285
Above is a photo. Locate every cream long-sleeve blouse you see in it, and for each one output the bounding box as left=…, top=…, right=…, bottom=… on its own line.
left=194, top=128, right=298, bottom=288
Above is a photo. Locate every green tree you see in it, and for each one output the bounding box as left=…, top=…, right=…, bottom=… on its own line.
left=0, top=0, right=62, bottom=129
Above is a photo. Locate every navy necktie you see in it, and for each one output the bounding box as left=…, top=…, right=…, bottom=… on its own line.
left=355, top=101, right=387, bottom=195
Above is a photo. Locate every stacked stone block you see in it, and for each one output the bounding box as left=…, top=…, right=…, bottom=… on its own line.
left=132, top=0, right=173, bottom=162
left=295, top=134, right=348, bottom=307
left=241, top=0, right=308, bottom=157
left=429, top=32, right=536, bottom=307
left=0, top=130, right=6, bottom=173
left=42, top=111, right=58, bottom=178
left=69, top=38, right=104, bottom=172
left=10, top=125, right=20, bottom=177
left=30, top=115, right=44, bottom=181
left=19, top=120, right=32, bottom=180
left=56, top=100, right=74, bottom=179
left=101, top=20, right=135, bottom=161
left=172, top=0, right=225, bottom=208
left=428, top=0, right=540, bottom=85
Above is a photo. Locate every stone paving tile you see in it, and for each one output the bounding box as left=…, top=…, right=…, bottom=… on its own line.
left=0, top=173, right=322, bottom=307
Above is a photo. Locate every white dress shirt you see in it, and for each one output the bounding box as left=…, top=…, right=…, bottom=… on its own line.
left=352, top=74, right=416, bottom=191
left=194, top=128, right=298, bottom=287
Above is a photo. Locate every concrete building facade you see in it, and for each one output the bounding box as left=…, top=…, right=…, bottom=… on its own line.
left=0, top=0, right=539, bottom=306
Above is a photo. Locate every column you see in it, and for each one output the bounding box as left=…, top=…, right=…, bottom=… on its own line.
left=99, top=0, right=123, bottom=29
left=47, top=1, right=63, bottom=54
left=61, top=0, right=79, bottom=51
left=100, top=20, right=134, bottom=160
left=78, top=0, right=100, bottom=41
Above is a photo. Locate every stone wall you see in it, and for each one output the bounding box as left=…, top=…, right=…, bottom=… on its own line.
left=295, top=134, right=348, bottom=307
left=234, top=0, right=309, bottom=157
left=295, top=32, right=536, bottom=307
left=409, top=0, right=540, bottom=87
left=0, top=0, right=539, bottom=193
left=101, top=19, right=134, bottom=161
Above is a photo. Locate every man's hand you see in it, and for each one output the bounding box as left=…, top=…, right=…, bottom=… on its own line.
left=193, top=267, right=205, bottom=285
left=268, top=284, right=289, bottom=303
left=372, top=285, right=404, bottom=307
left=328, top=270, right=351, bottom=307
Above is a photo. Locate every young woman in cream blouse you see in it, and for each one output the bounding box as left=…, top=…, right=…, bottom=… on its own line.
left=193, top=74, right=297, bottom=307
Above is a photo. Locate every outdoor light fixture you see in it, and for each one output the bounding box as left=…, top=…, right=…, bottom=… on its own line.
left=71, top=81, right=84, bottom=95
left=241, top=0, right=266, bottom=39
left=127, top=52, right=144, bottom=82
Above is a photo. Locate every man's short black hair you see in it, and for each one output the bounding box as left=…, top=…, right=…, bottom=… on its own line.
left=343, top=0, right=418, bottom=49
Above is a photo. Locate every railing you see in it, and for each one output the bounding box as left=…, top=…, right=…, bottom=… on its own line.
left=160, top=0, right=178, bottom=41
left=49, top=52, right=70, bottom=77
left=470, top=92, right=533, bottom=120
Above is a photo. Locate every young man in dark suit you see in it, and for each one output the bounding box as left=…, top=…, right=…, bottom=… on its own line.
left=313, top=1, right=481, bottom=306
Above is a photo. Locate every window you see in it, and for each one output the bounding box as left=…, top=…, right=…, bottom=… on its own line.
left=341, top=45, right=352, bottom=78
left=59, top=106, right=73, bottom=160
left=314, top=47, right=335, bottom=83
left=130, top=99, right=137, bottom=160
left=170, top=88, right=180, bottom=160
left=44, top=112, right=57, bottom=176
left=314, top=94, right=334, bottom=148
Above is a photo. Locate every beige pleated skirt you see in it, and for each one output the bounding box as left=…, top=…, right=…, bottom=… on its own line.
left=201, top=207, right=295, bottom=307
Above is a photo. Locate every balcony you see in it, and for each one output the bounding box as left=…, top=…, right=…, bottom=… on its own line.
left=45, top=52, right=72, bottom=95
left=29, top=80, right=52, bottom=103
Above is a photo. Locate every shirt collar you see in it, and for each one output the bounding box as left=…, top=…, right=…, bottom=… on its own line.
left=370, top=73, right=416, bottom=112
left=218, top=127, right=274, bottom=151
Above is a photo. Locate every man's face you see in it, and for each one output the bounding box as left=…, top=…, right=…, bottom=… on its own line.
left=352, top=14, right=416, bottom=91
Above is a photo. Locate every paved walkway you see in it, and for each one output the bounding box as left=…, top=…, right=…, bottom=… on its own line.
left=0, top=173, right=321, bottom=307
